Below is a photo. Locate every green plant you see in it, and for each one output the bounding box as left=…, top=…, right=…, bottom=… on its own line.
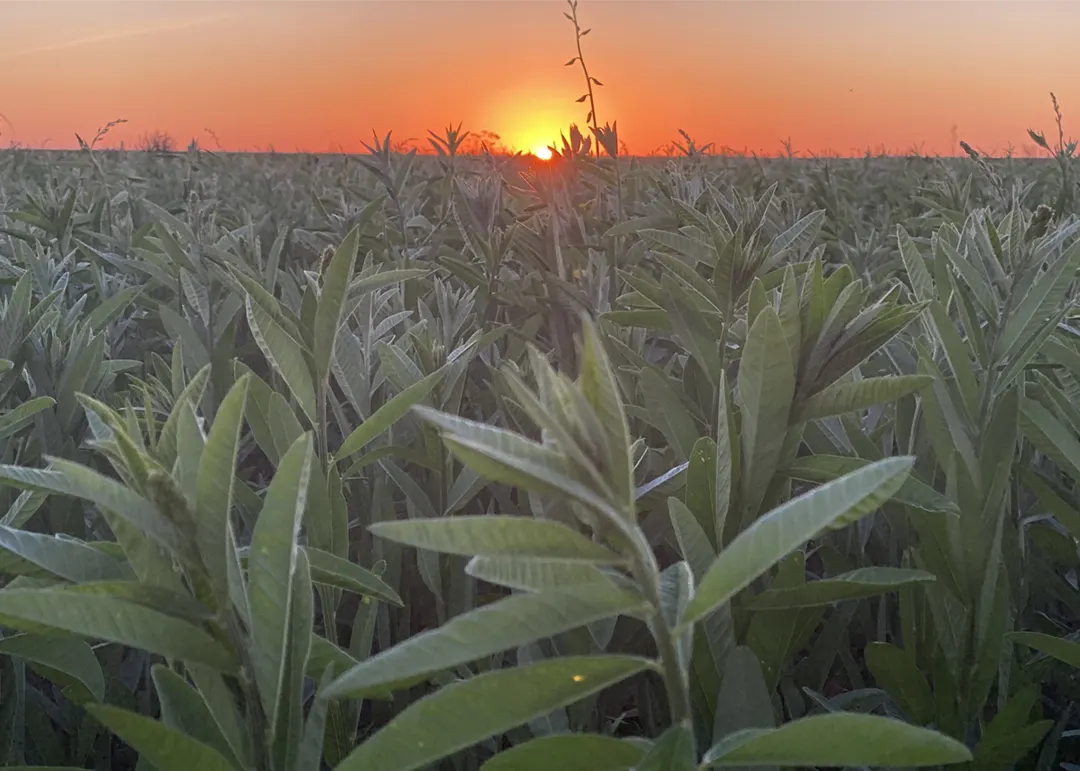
left=1028, top=92, right=1078, bottom=217
left=329, top=315, right=970, bottom=769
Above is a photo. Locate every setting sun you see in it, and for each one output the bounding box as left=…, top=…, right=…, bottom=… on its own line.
left=532, top=145, right=553, bottom=161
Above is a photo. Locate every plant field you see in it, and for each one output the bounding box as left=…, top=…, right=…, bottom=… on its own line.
left=0, top=128, right=1078, bottom=770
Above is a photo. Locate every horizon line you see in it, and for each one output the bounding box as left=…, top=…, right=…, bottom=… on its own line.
left=0, top=146, right=1058, bottom=161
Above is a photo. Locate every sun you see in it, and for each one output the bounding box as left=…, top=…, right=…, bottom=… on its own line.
left=484, top=83, right=580, bottom=158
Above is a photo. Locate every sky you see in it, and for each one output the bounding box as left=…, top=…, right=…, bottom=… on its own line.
left=0, top=0, right=1077, bottom=157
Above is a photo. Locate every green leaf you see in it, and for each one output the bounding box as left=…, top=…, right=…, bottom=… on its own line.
left=738, top=306, right=795, bottom=518
left=973, top=685, right=1052, bottom=766
left=61, top=580, right=214, bottom=624
left=0, top=461, right=186, bottom=556
left=174, top=401, right=205, bottom=510
left=245, top=295, right=317, bottom=425
left=781, top=454, right=958, bottom=515
left=635, top=722, right=697, bottom=771
left=998, top=238, right=1080, bottom=361
left=640, top=367, right=700, bottom=461
left=702, top=713, right=971, bottom=766
left=797, top=375, right=932, bottom=422
left=0, top=489, right=47, bottom=529
left=1020, top=397, right=1080, bottom=481
left=681, top=457, right=913, bottom=627
left=271, top=540, right=313, bottom=770
left=743, top=553, right=816, bottom=694
left=579, top=315, right=635, bottom=511
left=304, top=546, right=403, bottom=606
left=464, top=555, right=615, bottom=593
left=157, top=364, right=212, bottom=469
left=413, top=407, right=626, bottom=526
left=85, top=704, right=237, bottom=771
left=296, top=665, right=336, bottom=771
left=639, top=228, right=715, bottom=264
left=324, top=585, right=647, bottom=700
left=0, top=397, right=55, bottom=442
left=247, top=433, right=313, bottom=723
left=151, top=664, right=242, bottom=768
left=602, top=309, right=671, bottom=330
left=314, top=225, right=361, bottom=384
left=0, top=633, right=105, bottom=702
left=86, top=285, right=142, bottom=330
left=928, top=301, right=980, bottom=422
left=0, top=526, right=129, bottom=583
left=478, top=733, right=644, bottom=771
left=668, top=497, right=717, bottom=582
left=307, top=634, right=361, bottom=684
left=0, top=588, right=237, bottom=672
left=715, top=371, right=735, bottom=542
left=369, top=515, right=623, bottom=562
left=348, top=266, right=427, bottom=298
left=159, top=304, right=209, bottom=371
left=1024, top=469, right=1080, bottom=542
left=1008, top=631, right=1080, bottom=669
left=864, top=642, right=934, bottom=725
left=335, top=365, right=448, bottom=460
left=743, top=567, right=935, bottom=609
left=335, top=656, right=652, bottom=771
left=665, top=282, right=723, bottom=385
left=897, top=226, right=936, bottom=305
left=668, top=498, right=733, bottom=711
left=195, top=375, right=250, bottom=593
left=713, top=646, right=776, bottom=745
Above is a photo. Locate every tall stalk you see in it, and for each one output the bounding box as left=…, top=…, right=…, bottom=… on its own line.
left=564, top=0, right=602, bottom=157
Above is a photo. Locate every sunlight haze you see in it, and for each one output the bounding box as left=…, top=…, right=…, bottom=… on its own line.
left=1, top=0, right=1077, bottom=156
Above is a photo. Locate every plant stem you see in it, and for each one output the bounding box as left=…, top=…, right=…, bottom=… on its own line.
left=317, top=384, right=330, bottom=467
left=568, top=1, right=601, bottom=157
left=625, top=526, right=692, bottom=724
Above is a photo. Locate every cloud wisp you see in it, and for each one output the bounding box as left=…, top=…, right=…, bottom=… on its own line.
left=0, top=13, right=235, bottom=64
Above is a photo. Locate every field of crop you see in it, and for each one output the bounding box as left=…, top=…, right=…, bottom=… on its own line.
left=0, top=124, right=1078, bottom=771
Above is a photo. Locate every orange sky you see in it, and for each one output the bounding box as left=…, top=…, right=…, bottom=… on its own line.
left=1, top=1, right=1078, bottom=156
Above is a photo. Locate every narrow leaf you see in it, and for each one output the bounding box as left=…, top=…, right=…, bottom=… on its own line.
left=743, top=568, right=935, bottom=610
left=370, top=515, right=623, bottom=563
left=86, top=704, right=237, bottom=771
left=703, top=713, right=971, bottom=766
left=248, top=434, right=313, bottom=722
left=325, top=586, right=646, bottom=699
left=335, top=656, right=652, bottom=771
left=682, top=457, right=913, bottom=627
left=0, top=588, right=236, bottom=671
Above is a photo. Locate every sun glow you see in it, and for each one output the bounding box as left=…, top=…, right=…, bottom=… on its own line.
left=485, top=84, right=581, bottom=159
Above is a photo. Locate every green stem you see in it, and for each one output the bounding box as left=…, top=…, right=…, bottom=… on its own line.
left=221, top=611, right=270, bottom=771
left=625, top=527, right=692, bottom=724
left=317, top=383, right=330, bottom=467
